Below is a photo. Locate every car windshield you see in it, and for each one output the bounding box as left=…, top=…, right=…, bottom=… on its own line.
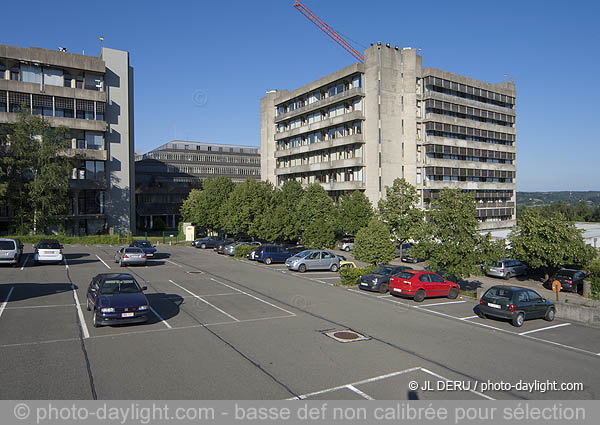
left=0, top=241, right=16, bottom=250
left=395, top=272, right=415, bottom=279
left=484, top=287, right=513, bottom=299
left=555, top=271, right=575, bottom=279
left=100, top=279, right=141, bottom=294
left=372, top=266, right=393, bottom=275
left=136, top=241, right=152, bottom=248
left=124, top=248, right=144, bottom=254
left=292, top=250, right=312, bottom=258
left=38, top=242, right=61, bottom=249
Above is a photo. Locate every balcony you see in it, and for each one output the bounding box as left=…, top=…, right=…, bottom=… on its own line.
left=275, top=157, right=364, bottom=176
left=423, top=180, right=515, bottom=191
left=423, top=90, right=515, bottom=116
left=320, top=181, right=365, bottom=192
left=424, top=157, right=516, bottom=172
left=423, top=112, right=516, bottom=135
left=275, top=133, right=364, bottom=158
left=0, top=111, right=106, bottom=132
left=275, top=110, right=364, bottom=141
left=274, top=87, right=365, bottom=123
left=0, top=79, right=107, bottom=102
left=63, top=148, right=107, bottom=161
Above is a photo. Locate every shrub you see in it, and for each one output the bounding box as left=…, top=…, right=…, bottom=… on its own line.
left=353, top=218, right=396, bottom=265
left=338, top=266, right=376, bottom=286
left=234, top=244, right=256, bottom=258
left=591, top=278, right=600, bottom=300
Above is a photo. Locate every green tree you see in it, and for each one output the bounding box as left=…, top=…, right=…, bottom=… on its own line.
left=509, top=208, right=597, bottom=275
left=378, top=178, right=424, bottom=243
left=0, top=112, right=73, bottom=233
left=411, top=189, right=483, bottom=280
left=179, top=176, right=234, bottom=233
left=297, top=183, right=337, bottom=248
left=262, top=180, right=305, bottom=243
left=219, top=179, right=274, bottom=239
left=152, top=217, right=166, bottom=232
left=353, top=218, right=396, bottom=265
left=336, top=190, right=374, bottom=236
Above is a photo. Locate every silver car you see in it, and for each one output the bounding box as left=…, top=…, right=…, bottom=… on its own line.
left=225, top=241, right=260, bottom=256
left=0, top=238, right=23, bottom=265
left=338, top=238, right=354, bottom=252
left=285, top=250, right=340, bottom=272
left=486, top=259, right=528, bottom=279
left=114, top=247, right=147, bottom=267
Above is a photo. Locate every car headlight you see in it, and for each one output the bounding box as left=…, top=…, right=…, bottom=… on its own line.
left=138, top=305, right=149, bottom=311
left=100, top=307, right=115, bottom=313
left=373, top=278, right=378, bottom=284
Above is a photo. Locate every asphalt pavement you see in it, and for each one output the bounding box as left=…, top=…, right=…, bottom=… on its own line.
left=1, top=244, right=599, bottom=400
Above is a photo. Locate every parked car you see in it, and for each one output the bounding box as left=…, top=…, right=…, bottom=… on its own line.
left=389, top=270, right=459, bottom=302
left=255, top=245, right=292, bottom=265
left=215, top=241, right=235, bottom=254
left=400, top=243, right=425, bottom=263
left=193, top=236, right=227, bottom=249
left=0, top=238, right=24, bottom=265
left=246, top=248, right=259, bottom=260
left=338, top=238, right=354, bottom=252
left=286, top=250, right=341, bottom=272
left=130, top=240, right=157, bottom=258
left=338, top=255, right=357, bottom=269
left=359, top=265, right=413, bottom=293
left=287, top=245, right=307, bottom=256
left=225, top=241, right=260, bottom=256
left=86, top=273, right=150, bottom=327
left=544, top=269, right=587, bottom=293
left=486, top=259, right=528, bottom=280
left=395, top=243, right=411, bottom=258
left=479, top=285, right=555, bottom=327
left=33, top=239, right=63, bottom=264
left=114, top=247, right=147, bottom=267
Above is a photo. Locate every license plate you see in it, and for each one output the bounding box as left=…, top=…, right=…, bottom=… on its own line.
left=393, top=288, right=402, bottom=293
left=360, top=282, right=369, bottom=286
left=122, top=312, right=134, bottom=318
left=488, top=303, right=501, bottom=309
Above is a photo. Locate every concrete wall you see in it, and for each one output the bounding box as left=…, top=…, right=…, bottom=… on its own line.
left=101, top=47, right=135, bottom=233
left=260, top=91, right=279, bottom=187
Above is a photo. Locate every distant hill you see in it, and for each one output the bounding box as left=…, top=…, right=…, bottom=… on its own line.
left=517, top=191, right=600, bottom=207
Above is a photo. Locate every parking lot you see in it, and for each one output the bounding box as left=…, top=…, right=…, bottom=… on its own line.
left=1, top=244, right=599, bottom=400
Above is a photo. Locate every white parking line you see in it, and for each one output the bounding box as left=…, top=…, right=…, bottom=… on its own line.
left=460, top=315, right=479, bottom=320
left=166, top=260, right=183, bottom=268
left=0, top=287, right=14, bottom=319
left=419, top=368, right=495, bottom=400
left=149, top=306, right=172, bottom=329
left=209, top=277, right=296, bottom=316
left=95, top=255, right=111, bottom=269
left=169, top=280, right=239, bottom=321
left=518, top=323, right=570, bottom=336
left=288, top=367, right=422, bottom=400
left=414, top=300, right=466, bottom=308
left=71, top=285, right=89, bottom=339
left=20, top=254, right=29, bottom=270
left=346, top=384, right=375, bottom=400
left=64, top=257, right=69, bottom=269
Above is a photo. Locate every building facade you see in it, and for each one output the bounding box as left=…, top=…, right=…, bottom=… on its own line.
left=260, top=44, right=517, bottom=230
left=0, top=43, right=135, bottom=235
left=135, top=140, right=260, bottom=231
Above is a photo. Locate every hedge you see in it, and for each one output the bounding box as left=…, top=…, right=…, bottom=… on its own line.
left=338, top=265, right=376, bottom=286
left=234, top=244, right=256, bottom=258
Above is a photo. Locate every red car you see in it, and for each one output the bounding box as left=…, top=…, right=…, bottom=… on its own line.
left=389, top=270, right=459, bottom=302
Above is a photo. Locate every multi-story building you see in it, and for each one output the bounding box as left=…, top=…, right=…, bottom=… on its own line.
left=135, top=140, right=260, bottom=230
left=261, top=43, right=517, bottom=230
left=0, top=43, right=135, bottom=235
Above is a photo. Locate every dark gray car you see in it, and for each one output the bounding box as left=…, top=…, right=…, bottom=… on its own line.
left=359, top=265, right=413, bottom=293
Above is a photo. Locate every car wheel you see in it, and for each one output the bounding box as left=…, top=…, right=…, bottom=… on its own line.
left=330, top=263, right=339, bottom=272
left=448, top=287, right=458, bottom=299
left=378, top=283, right=389, bottom=294
left=512, top=312, right=525, bottom=327
left=504, top=272, right=512, bottom=280
left=414, top=289, right=426, bottom=302
left=344, top=246, right=351, bottom=252
left=298, top=264, right=307, bottom=273
left=92, top=311, right=100, bottom=328
left=544, top=307, right=555, bottom=322
left=119, top=260, right=124, bottom=267
left=200, top=244, right=206, bottom=249
left=86, top=298, right=91, bottom=311
left=264, top=257, right=272, bottom=265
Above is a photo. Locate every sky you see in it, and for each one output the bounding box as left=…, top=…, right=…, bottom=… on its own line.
left=3, top=0, right=599, bottom=191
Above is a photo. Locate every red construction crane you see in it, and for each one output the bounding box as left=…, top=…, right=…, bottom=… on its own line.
left=293, top=0, right=365, bottom=63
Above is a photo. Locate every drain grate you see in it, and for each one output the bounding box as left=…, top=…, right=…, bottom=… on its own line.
left=186, top=271, right=204, bottom=274
left=323, top=329, right=370, bottom=343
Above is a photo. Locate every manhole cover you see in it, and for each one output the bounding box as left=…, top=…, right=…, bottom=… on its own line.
left=324, top=329, right=370, bottom=343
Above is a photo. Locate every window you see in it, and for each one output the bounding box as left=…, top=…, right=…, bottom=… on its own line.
left=353, top=99, right=362, bottom=111
left=85, top=161, right=105, bottom=181
left=32, top=94, right=53, bottom=116
left=96, top=102, right=105, bottom=121
left=85, top=73, right=103, bottom=91
left=0, top=65, right=5, bottom=80
left=85, top=132, right=104, bottom=150
left=9, top=92, right=30, bottom=112
left=76, top=100, right=94, bottom=120
left=75, top=75, right=83, bottom=89
left=21, top=65, right=42, bottom=83
left=43, top=68, right=63, bottom=87
left=10, top=68, right=20, bottom=81
left=336, top=83, right=344, bottom=94
left=64, top=74, right=72, bottom=88
left=526, top=290, right=542, bottom=302
left=0, top=91, right=6, bottom=112
left=352, top=75, right=361, bottom=88
left=55, top=97, right=74, bottom=118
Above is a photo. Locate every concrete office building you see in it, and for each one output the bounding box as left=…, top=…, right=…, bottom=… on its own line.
left=135, top=140, right=260, bottom=230
left=0, top=43, right=135, bottom=234
left=261, top=44, right=517, bottom=230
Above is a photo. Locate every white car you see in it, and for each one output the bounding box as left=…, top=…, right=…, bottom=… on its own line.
left=34, top=239, right=64, bottom=264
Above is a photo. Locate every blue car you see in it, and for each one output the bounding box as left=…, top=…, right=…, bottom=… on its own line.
left=255, top=245, right=292, bottom=265
left=130, top=240, right=157, bottom=257
left=86, top=273, right=150, bottom=327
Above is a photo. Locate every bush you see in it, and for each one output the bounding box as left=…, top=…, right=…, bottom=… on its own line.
left=353, top=218, right=396, bottom=265
left=338, top=266, right=376, bottom=286
left=234, top=244, right=256, bottom=258
left=591, top=277, right=600, bottom=300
